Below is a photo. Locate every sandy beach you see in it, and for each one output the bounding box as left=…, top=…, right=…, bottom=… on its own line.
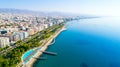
left=20, top=26, right=66, bottom=67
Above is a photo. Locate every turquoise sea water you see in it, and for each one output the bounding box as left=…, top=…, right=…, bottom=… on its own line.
left=33, top=17, right=120, bottom=67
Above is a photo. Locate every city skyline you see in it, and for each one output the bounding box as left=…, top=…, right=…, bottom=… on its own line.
left=1, top=1, right=120, bottom=67
left=0, top=0, right=120, bottom=16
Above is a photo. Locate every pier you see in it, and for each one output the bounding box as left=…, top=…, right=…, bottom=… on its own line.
left=20, top=26, right=65, bottom=67
left=41, top=51, right=57, bottom=56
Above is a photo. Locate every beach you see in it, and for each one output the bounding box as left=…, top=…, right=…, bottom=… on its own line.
left=20, top=26, right=66, bottom=67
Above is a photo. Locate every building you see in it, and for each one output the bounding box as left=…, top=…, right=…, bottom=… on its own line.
left=28, top=29, right=34, bottom=35
left=0, top=37, right=10, bottom=48
left=13, top=32, right=21, bottom=41
left=23, top=32, right=29, bottom=38
left=13, top=34, right=20, bottom=41
left=48, top=22, right=53, bottom=27
left=44, top=24, right=48, bottom=29
left=13, top=32, right=24, bottom=41
left=19, top=32, right=24, bottom=40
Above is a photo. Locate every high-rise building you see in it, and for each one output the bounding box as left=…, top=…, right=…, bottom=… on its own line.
left=13, top=32, right=21, bottom=41
left=19, top=32, right=24, bottom=40
left=0, top=37, right=10, bottom=48
left=23, top=32, right=29, bottom=38
left=13, top=34, right=20, bottom=41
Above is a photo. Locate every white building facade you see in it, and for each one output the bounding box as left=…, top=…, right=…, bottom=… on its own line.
left=0, top=37, right=10, bottom=48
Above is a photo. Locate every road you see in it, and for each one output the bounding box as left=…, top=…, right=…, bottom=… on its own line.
left=0, top=25, right=60, bottom=55
left=0, top=31, right=42, bottom=55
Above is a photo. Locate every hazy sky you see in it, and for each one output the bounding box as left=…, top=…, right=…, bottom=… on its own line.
left=0, top=0, right=120, bottom=16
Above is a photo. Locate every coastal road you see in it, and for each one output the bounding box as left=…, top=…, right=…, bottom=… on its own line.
left=0, top=25, right=58, bottom=55
left=0, top=32, right=42, bottom=55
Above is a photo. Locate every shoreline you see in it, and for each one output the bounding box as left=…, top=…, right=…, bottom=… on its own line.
left=22, top=26, right=66, bottom=67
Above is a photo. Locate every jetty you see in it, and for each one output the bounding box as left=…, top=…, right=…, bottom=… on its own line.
left=20, top=26, right=65, bottom=67
left=41, top=51, right=57, bottom=56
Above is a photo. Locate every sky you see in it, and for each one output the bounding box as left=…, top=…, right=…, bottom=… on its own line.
left=0, top=0, right=120, bottom=16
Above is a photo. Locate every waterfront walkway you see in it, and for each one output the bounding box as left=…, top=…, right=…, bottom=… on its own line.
left=17, top=26, right=66, bottom=67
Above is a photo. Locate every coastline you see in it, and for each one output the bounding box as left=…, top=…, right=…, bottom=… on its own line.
left=22, top=26, right=66, bottom=67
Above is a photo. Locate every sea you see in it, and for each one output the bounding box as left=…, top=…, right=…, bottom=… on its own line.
left=33, top=17, right=120, bottom=67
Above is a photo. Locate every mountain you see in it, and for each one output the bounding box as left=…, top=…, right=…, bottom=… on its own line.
left=0, top=8, right=99, bottom=17
left=0, top=8, right=45, bottom=16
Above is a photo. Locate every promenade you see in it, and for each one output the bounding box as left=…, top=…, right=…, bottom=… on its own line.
left=18, top=26, right=66, bottom=67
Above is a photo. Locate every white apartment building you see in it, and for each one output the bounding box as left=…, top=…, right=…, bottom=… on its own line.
left=0, top=37, right=10, bottom=48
